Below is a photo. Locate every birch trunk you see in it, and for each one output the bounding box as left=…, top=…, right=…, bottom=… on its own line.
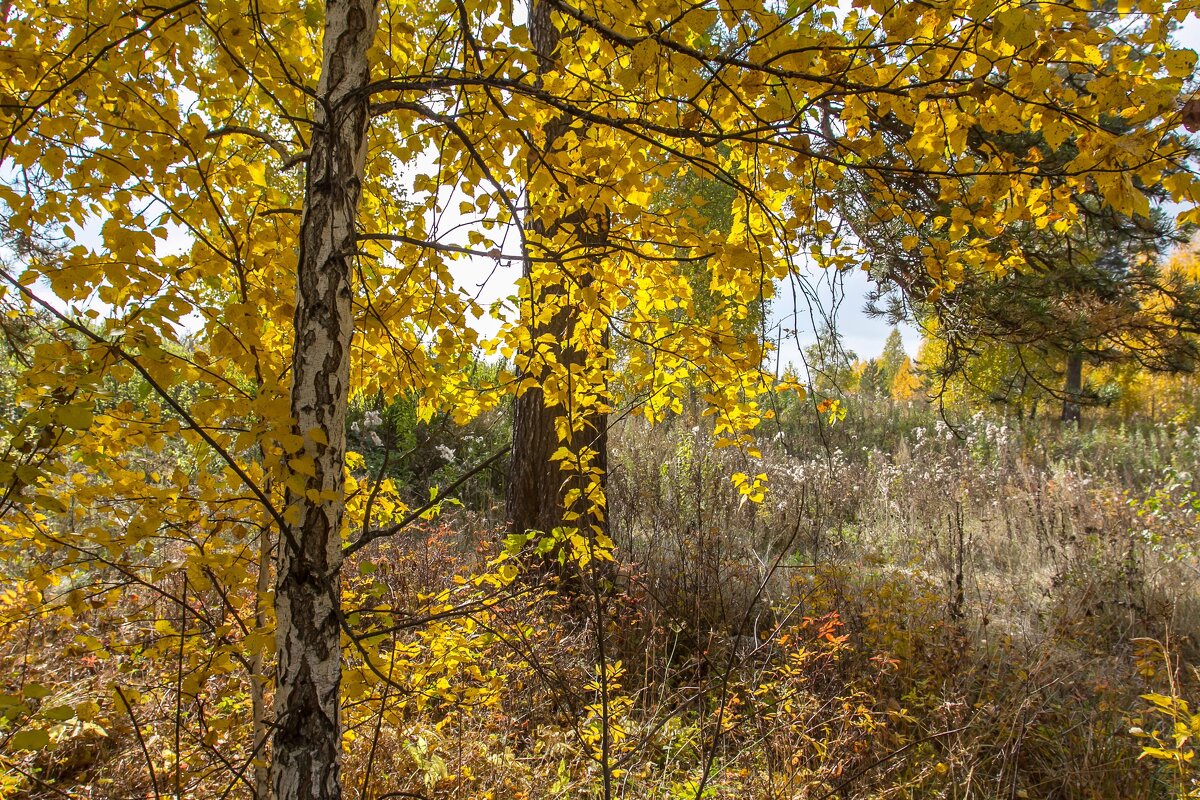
left=272, top=2, right=378, bottom=798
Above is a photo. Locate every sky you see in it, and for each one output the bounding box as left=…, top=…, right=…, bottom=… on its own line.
left=771, top=262, right=914, bottom=372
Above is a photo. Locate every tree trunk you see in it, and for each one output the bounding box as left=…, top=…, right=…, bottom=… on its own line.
left=508, top=0, right=608, bottom=541
left=509, top=372, right=569, bottom=536
left=272, top=2, right=378, bottom=799
left=1061, top=351, right=1083, bottom=424
left=508, top=279, right=610, bottom=539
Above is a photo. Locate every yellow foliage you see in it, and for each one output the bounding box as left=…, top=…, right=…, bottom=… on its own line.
left=0, top=0, right=1196, bottom=793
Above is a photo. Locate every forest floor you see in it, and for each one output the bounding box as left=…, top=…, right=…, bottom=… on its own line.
left=2, top=407, right=1199, bottom=799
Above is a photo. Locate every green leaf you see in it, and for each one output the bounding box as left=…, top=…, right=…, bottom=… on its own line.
left=34, top=494, right=67, bottom=513
left=9, top=728, right=51, bottom=751
left=56, top=404, right=94, bottom=431
left=40, top=705, right=76, bottom=722
left=22, top=684, right=52, bottom=700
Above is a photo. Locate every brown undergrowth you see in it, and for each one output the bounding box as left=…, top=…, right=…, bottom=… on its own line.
left=2, top=410, right=1198, bottom=798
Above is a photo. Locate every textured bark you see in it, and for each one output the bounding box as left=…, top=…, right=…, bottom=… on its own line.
left=272, top=2, right=378, bottom=799
left=509, top=373, right=567, bottom=536
left=1061, top=351, right=1083, bottom=424
left=507, top=0, right=608, bottom=540
left=508, top=311, right=609, bottom=537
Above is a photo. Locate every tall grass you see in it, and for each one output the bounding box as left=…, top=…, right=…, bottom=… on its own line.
left=3, top=399, right=1198, bottom=798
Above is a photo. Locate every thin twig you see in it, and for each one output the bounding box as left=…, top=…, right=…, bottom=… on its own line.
left=115, top=684, right=161, bottom=800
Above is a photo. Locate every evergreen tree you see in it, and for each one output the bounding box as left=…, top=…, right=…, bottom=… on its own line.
left=878, top=328, right=908, bottom=389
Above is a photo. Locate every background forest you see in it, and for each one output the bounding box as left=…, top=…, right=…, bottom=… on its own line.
left=2, top=0, right=1200, bottom=799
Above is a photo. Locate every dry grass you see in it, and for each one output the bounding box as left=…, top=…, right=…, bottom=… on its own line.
left=2, top=404, right=1198, bottom=799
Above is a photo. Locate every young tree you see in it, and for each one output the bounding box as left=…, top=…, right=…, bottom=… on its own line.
left=879, top=328, right=908, bottom=391
left=855, top=357, right=886, bottom=398
left=805, top=324, right=858, bottom=394
left=0, top=4, right=478, bottom=799
left=890, top=357, right=921, bottom=401
left=272, top=2, right=379, bottom=797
